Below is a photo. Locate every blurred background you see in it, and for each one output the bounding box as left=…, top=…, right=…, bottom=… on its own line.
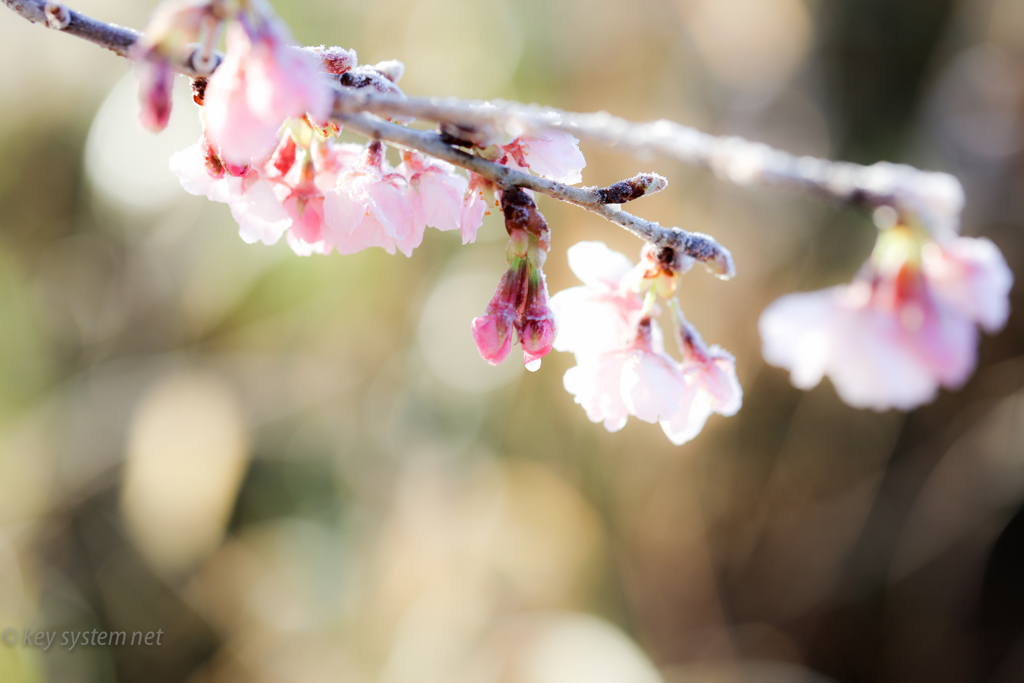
left=0, top=0, right=1022, bottom=681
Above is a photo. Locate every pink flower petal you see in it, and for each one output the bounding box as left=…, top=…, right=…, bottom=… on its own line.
left=134, top=59, right=173, bottom=133
left=550, top=286, right=643, bottom=360
left=563, top=354, right=631, bottom=432
left=170, top=143, right=229, bottom=202
left=228, top=177, right=291, bottom=245
left=566, top=241, right=636, bottom=292
left=417, top=170, right=466, bottom=232
left=621, top=348, right=686, bottom=424
left=459, top=190, right=487, bottom=245
left=923, top=236, right=1013, bottom=333
left=659, top=382, right=712, bottom=446
left=517, top=131, right=587, bottom=184
left=759, top=277, right=979, bottom=411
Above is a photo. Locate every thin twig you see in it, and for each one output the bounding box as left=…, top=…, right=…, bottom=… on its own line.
left=2, top=0, right=220, bottom=75
left=3, top=0, right=138, bottom=56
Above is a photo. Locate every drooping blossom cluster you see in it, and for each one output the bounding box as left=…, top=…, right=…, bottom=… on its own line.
left=550, top=242, right=742, bottom=444
left=169, top=114, right=589, bottom=257
left=471, top=187, right=558, bottom=371
left=760, top=224, right=1013, bottom=410
left=118, top=0, right=1013, bottom=446
left=140, top=0, right=590, bottom=258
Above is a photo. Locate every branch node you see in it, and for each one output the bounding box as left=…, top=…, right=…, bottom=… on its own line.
left=44, top=1, right=69, bottom=30
left=189, top=45, right=219, bottom=76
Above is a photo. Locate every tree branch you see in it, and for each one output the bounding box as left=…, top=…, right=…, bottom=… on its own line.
left=1, top=0, right=221, bottom=74
left=1, top=0, right=735, bottom=274
left=3, top=0, right=960, bottom=263
left=3, top=0, right=963, bottom=237
left=2, top=0, right=138, bottom=56
left=333, top=89, right=964, bottom=237
left=334, top=112, right=734, bottom=278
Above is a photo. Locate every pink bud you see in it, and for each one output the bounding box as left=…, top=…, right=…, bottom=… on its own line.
left=471, top=310, right=516, bottom=366
left=521, top=314, right=556, bottom=360
left=135, top=58, right=173, bottom=133
left=520, top=283, right=557, bottom=361
left=471, top=268, right=523, bottom=365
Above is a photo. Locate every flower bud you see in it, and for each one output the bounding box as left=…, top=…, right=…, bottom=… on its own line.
left=134, top=58, right=173, bottom=133
left=520, top=307, right=556, bottom=371
left=471, top=265, right=525, bottom=365
left=678, top=232, right=734, bottom=279
left=339, top=66, right=404, bottom=96
left=596, top=173, right=668, bottom=204
left=519, top=274, right=557, bottom=364
left=472, top=309, right=517, bottom=366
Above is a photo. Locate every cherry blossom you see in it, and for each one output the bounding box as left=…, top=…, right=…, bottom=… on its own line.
left=130, top=0, right=218, bottom=132
left=171, top=126, right=362, bottom=253
left=760, top=227, right=1010, bottom=411
left=172, top=121, right=479, bottom=259
left=266, top=134, right=331, bottom=255
left=203, top=12, right=331, bottom=165
left=552, top=241, right=741, bottom=442
left=14, top=0, right=1023, bottom=452
left=170, top=140, right=292, bottom=244
left=134, top=60, right=174, bottom=133
left=471, top=189, right=558, bottom=370
left=520, top=275, right=558, bottom=371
